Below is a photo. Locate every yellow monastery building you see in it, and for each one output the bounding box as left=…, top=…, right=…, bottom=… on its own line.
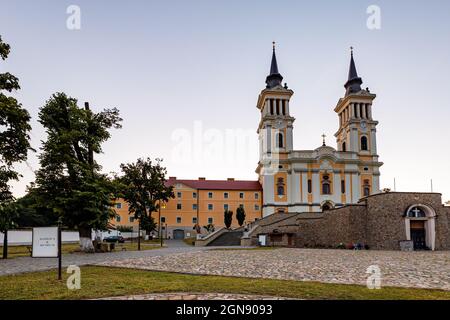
left=112, top=45, right=383, bottom=239
left=113, top=178, right=263, bottom=239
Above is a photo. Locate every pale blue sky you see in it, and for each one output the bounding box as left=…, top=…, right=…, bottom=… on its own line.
left=1, top=0, right=450, bottom=201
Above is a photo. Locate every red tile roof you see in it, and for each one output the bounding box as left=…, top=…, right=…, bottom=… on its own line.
left=166, top=177, right=262, bottom=191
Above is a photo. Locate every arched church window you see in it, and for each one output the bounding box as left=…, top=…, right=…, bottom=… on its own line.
left=322, top=175, right=331, bottom=195
left=342, top=142, right=346, bottom=152
left=277, top=178, right=285, bottom=196
left=276, top=132, right=284, bottom=148
left=361, top=136, right=368, bottom=151
left=363, top=179, right=370, bottom=197
left=407, top=206, right=426, bottom=218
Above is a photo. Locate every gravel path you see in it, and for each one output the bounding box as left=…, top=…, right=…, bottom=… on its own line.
left=98, top=248, right=450, bottom=291
left=97, top=292, right=292, bottom=300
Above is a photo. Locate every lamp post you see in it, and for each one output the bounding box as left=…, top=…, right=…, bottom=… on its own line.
left=159, top=200, right=166, bottom=247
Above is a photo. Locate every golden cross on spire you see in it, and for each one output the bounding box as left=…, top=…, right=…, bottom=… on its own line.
left=350, top=46, right=354, bottom=55
left=322, top=133, right=326, bottom=146
left=273, top=41, right=276, bottom=50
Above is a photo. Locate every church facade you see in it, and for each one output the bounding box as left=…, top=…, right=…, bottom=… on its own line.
left=112, top=44, right=450, bottom=251
left=245, top=45, right=450, bottom=251
left=257, top=45, right=382, bottom=216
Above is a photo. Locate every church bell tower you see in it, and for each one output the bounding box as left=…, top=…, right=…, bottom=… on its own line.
left=334, top=48, right=382, bottom=195
left=256, top=43, right=295, bottom=161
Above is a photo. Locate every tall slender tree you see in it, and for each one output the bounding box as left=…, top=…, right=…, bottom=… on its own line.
left=118, top=158, right=174, bottom=250
left=34, top=93, right=122, bottom=252
left=0, top=35, right=33, bottom=258
left=224, top=210, right=233, bottom=229
left=236, top=207, right=246, bottom=227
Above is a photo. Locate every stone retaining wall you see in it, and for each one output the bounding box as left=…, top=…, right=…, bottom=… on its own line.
left=247, top=192, right=450, bottom=250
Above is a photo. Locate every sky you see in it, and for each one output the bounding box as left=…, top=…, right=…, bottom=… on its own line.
left=1, top=0, right=450, bottom=202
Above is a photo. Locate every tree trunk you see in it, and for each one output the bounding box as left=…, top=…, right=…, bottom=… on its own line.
left=79, top=226, right=95, bottom=253
left=2, top=230, right=7, bottom=259
left=138, top=220, right=141, bottom=251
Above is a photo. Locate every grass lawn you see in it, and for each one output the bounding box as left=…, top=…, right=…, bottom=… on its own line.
left=0, top=240, right=163, bottom=259
left=0, top=266, right=449, bottom=300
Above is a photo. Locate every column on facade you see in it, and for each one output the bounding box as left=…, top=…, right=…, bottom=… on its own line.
left=266, top=125, right=272, bottom=154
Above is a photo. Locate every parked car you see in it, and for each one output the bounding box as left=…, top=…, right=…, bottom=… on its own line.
left=103, top=235, right=125, bottom=243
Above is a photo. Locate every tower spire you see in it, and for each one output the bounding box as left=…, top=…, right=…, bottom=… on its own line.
left=344, top=46, right=363, bottom=96
left=265, top=42, right=283, bottom=89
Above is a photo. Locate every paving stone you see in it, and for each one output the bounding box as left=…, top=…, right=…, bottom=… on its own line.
left=98, top=248, right=450, bottom=291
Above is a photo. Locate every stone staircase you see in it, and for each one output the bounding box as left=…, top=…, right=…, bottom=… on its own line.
left=206, top=231, right=243, bottom=246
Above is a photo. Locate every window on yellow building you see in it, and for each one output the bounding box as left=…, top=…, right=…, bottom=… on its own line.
left=254, top=192, right=259, bottom=199
left=129, top=217, right=134, bottom=223
left=161, top=217, right=166, bottom=223
left=116, top=216, right=121, bottom=222
left=239, top=192, right=244, bottom=199
left=115, top=203, right=122, bottom=209
left=224, top=192, right=229, bottom=199
left=193, top=192, right=197, bottom=198
left=176, top=217, right=181, bottom=224
left=192, top=217, right=197, bottom=224
left=254, top=204, right=260, bottom=211
left=224, top=204, right=229, bottom=211
left=239, top=204, right=244, bottom=209
left=208, top=204, right=213, bottom=210
left=177, top=203, right=182, bottom=210
left=208, top=217, right=213, bottom=224
left=208, top=192, right=213, bottom=198
left=177, top=192, right=182, bottom=198
left=192, top=204, right=197, bottom=210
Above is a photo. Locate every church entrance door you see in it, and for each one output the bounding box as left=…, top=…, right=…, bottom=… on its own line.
left=410, top=220, right=426, bottom=250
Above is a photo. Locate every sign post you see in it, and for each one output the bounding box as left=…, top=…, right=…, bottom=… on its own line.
left=58, top=226, right=62, bottom=280
left=32, top=227, right=61, bottom=279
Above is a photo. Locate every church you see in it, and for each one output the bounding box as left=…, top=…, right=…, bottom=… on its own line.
left=256, top=44, right=382, bottom=216
left=246, top=44, right=450, bottom=251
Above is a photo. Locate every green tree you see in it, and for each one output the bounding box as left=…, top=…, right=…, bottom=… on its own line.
left=140, top=213, right=157, bottom=235
left=14, top=188, right=58, bottom=227
left=0, top=35, right=33, bottom=258
left=118, top=158, right=174, bottom=250
left=224, top=210, right=233, bottom=229
left=34, top=93, right=122, bottom=252
left=236, top=206, right=246, bottom=227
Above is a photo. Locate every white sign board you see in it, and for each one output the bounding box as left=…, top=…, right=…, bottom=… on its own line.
left=32, top=227, right=59, bottom=258
left=258, top=235, right=267, bottom=246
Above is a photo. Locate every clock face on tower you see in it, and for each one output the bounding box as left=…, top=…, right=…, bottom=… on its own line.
left=360, top=120, right=367, bottom=132
left=275, top=120, right=284, bottom=129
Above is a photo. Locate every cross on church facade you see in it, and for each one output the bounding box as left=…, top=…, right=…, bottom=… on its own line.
left=322, top=133, right=326, bottom=146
